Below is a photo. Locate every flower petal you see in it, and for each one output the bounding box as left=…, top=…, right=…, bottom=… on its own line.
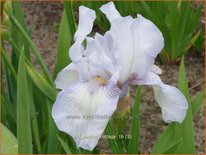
left=153, top=84, right=188, bottom=123
left=86, top=33, right=116, bottom=79
left=54, top=63, right=79, bottom=90
left=69, top=6, right=96, bottom=81
left=151, top=65, right=162, bottom=74
left=100, top=2, right=135, bottom=84
left=52, top=81, right=121, bottom=150
left=106, top=17, right=135, bottom=84
left=130, top=72, right=188, bottom=123
left=69, top=6, right=96, bottom=62
left=99, top=2, right=121, bottom=22
left=131, top=15, right=164, bottom=79
left=85, top=32, right=121, bottom=83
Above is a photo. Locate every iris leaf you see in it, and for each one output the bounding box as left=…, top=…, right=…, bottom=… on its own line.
left=26, top=64, right=57, bottom=101
left=17, top=48, right=32, bottom=153
left=1, top=123, right=18, bottom=154
left=5, top=8, right=53, bottom=85
left=175, top=57, right=195, bottom=153
left=57, top=136, right=73, bottom=154
left=46, top=100, right=61, bottom=153
left=63, top=1, right=76, bottom=37
left=191, top=90, right=205, bottom=116
left=105, top=123, right=125, bottom=153
left=53, top=10, right=71, bottom=79
left=128, top=86, right=141, bottom=153
left=151, top=123, right=182, bottom=153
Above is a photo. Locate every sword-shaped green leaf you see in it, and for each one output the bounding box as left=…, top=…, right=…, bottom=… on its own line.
left=17, top=48, right=32, bottom=153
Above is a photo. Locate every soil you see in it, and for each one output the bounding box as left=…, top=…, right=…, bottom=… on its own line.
left=21, top=2, right=205, bottom=154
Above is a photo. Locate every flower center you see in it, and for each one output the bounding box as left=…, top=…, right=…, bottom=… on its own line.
left=90, top=76, right=107, bottom=85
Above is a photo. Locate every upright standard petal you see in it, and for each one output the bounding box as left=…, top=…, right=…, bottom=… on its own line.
left=100, top=2, right=136, bottom=84
left=131, top=15, right=164, bottom=79
left=68, top=6, right=96, bottom=81
left=100, top=2, right=121, bottom=22
left=69, top=6, right=96, bottom=62
left=54, top=63, right=79, bottom=90
left=100, top=2, right=164, bottom=83
left=52, top=81, right=121, bottom=150
left=85, top=32, right=121, bottom=82
left=130, top=71, right=188, bottom=123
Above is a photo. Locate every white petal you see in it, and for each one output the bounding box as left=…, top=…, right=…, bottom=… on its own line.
left=130, top=72, right=188, bottom=123
left=151, top=65, right=162, bottom=74
left=74, top=6, right=96, bottom=43
left=54, top=63, right=79, bottom=90
left=68, top=6, right=95, bottom=81
left=100, top=2, right=135, bottom=84
left=109, top=16, right=135, bottom=84
left=131, top=14, right=164, bottom=78
left=85, top=32, right=121, bottom=83
left=69, top=6, right=96, bottom=62
left=52, top=81, right=121, bottom=150
left=86, top=33, right=115, bottom=78
left=153, top=84, right=188, bottom=123
left=76, top=59, right=92, bottom=81
left=130, top=71, right=161, bottom=86
left=100, top=2, right=121, bottom=22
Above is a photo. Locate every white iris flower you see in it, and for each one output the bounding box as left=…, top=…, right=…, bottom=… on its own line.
left=52, top=2, right=188, bottom=151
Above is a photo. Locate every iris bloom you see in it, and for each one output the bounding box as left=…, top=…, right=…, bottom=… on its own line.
left=52, top=2, right=188, bottom=151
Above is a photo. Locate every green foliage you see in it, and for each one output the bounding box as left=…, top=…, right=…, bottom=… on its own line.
left=53, top=2, right=76, bottom=79
left=175, top=57, right=195, bottom=153
left=17, top=48, right=33, bottom=153
left=105, top=123, right=125, bottom=153
left=1, top=1, right=204, bottom=154
left=57, top=136, right=72, bottom=154
left=128, top=87, right=141, bottom=154
left=193, top=29, right=204, bottom=52
left=0, top=123, right=18, bottom=154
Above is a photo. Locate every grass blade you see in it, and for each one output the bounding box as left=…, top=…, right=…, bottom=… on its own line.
left=17, top=48, right=32, bottom=153
left=128, top=87, right=141, bottom=153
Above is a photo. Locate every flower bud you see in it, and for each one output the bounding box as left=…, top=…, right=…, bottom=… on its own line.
left=1, top=11, right=11, bottom=41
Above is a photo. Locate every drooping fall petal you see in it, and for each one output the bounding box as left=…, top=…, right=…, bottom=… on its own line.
left=52, top=81, right=121, bottom=150
left=130, top=71, right=188, bottom=123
